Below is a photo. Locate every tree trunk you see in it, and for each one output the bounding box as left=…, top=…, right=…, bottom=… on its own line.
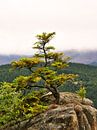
left=52, top=88, right=60, bottom=104
left=47, top=86, right=60, bottom=104
left=53, top=92, right=60, bottom=104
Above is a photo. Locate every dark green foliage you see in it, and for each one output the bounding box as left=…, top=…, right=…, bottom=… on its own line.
left=0, top=82, right=20, bottom=126
left=0, top=82, right=47, bottom=127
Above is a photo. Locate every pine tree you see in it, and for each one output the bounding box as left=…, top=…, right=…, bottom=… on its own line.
left=12, top=32, right=77, bottom=104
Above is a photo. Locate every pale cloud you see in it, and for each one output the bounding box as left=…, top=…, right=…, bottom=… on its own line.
left=0, top=0, right=97, bottom=54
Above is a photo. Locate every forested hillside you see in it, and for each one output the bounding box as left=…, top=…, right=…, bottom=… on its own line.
left=0, top=64, right=31, bottom=82
left=0, top=63, right=97, bottom=107
left=60, top=63, right=97, bottom=107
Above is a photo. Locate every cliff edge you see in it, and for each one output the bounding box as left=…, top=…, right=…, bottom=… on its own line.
left=1, top=92, right=97, bottom=130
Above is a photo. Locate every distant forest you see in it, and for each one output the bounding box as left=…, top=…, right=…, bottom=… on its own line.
left=0, top=63, right=97, bottom=107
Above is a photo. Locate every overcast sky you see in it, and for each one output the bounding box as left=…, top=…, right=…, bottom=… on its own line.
left=0, top=0, right=97, bottom=55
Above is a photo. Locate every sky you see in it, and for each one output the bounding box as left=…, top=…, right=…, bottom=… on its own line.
left=0, top=0, right=97, bottom=55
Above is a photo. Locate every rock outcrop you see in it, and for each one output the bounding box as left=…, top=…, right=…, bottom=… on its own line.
left=1, top=92, right=97, bottom=130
